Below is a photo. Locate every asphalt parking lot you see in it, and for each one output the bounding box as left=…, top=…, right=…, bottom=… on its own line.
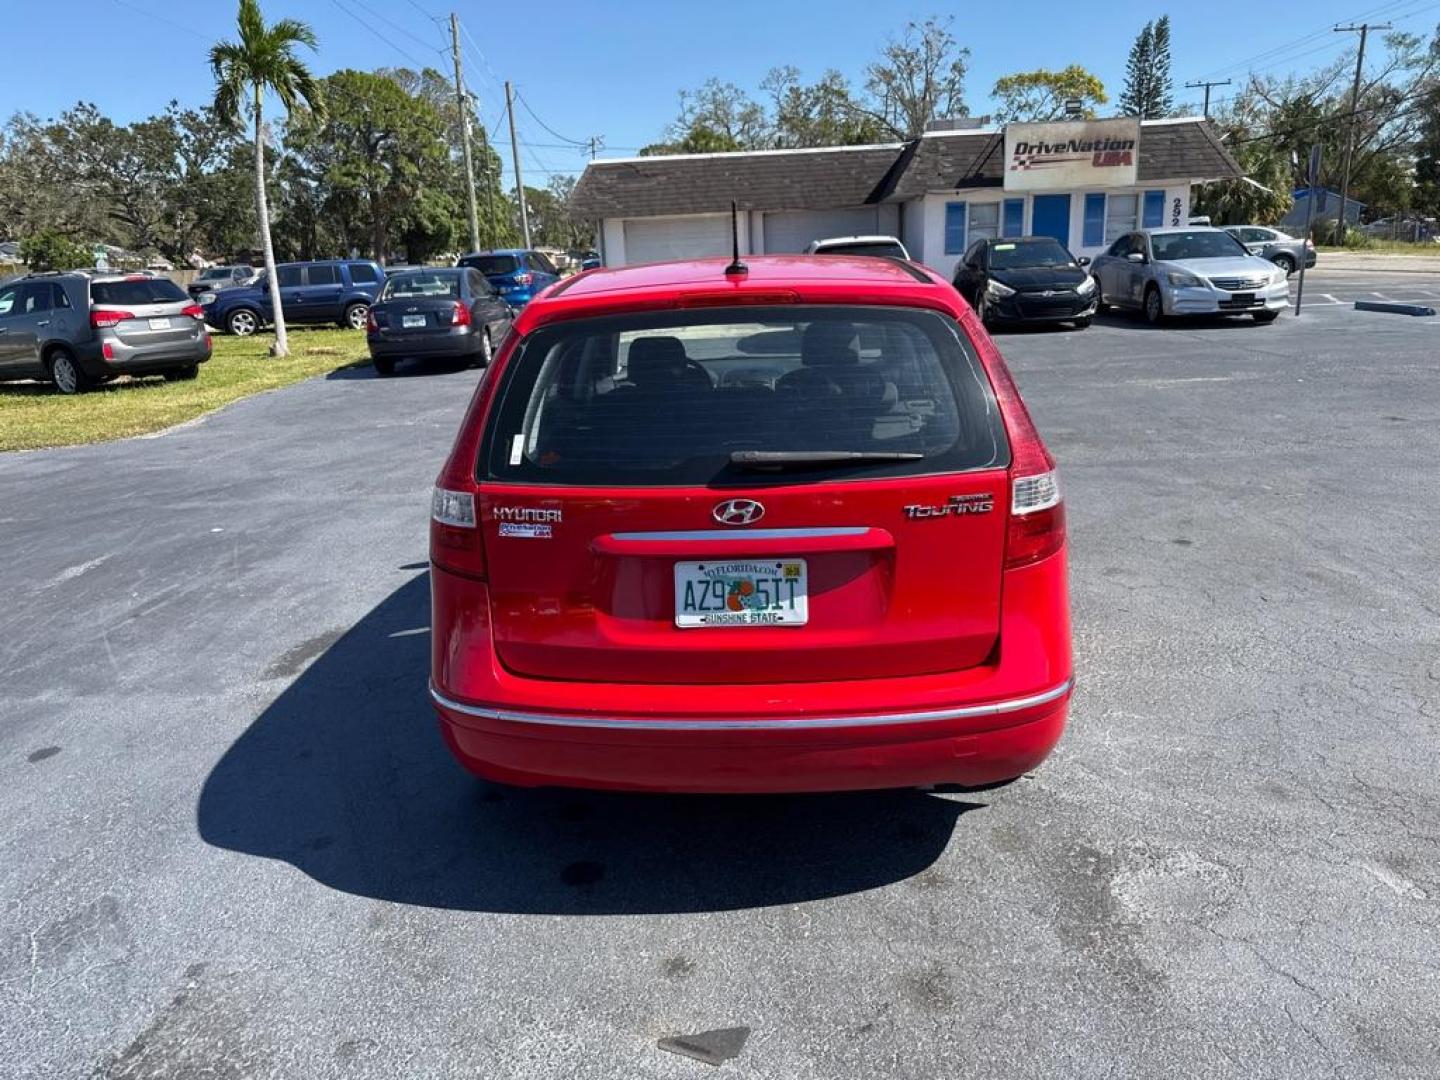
left=2, top=267, right=1438, bottom=1079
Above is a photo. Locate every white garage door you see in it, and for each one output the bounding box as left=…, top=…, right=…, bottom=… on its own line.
left=622, top=215, right=731, bottom=265
left=762, top=208, right=881, bottom=253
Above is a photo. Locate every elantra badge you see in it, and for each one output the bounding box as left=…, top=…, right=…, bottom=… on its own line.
left=713, top=498, right=765, bottom=526
left=903, top=493, right=994, bottom=519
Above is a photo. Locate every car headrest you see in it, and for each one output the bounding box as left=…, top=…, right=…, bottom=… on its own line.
left=625, top=336, right=708, bottom=391
left=801, top=321, right=860, bottom=368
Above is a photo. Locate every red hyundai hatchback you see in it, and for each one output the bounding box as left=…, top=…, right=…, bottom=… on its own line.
left=428, top=255, right=1072, bottom=793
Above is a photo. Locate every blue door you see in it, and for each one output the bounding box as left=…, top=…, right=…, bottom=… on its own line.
left=1031, top=194, right=1072, bottom=247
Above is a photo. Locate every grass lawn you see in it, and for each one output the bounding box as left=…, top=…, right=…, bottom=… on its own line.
left=0, top=327, right=370, bottom=452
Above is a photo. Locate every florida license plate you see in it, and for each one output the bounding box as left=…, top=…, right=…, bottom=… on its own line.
left=402, top=314, right=426, bottom=328
left=674, top=559, right=808, bottom=628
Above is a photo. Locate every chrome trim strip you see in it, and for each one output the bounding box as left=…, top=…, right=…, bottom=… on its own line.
left=430, top=678, right=1073, bottom=732
left=607, top=527, right=871, bottom=542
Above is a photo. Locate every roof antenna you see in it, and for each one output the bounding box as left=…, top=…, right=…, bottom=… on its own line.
left=724, top=200, right=748, bottom=277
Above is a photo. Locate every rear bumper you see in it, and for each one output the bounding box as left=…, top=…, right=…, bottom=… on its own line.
left=77, top=333, right=212, bottom=376
left=434, top=682, right=1070, bottom=793
left=430, top=549, right=1072, bottom=792
left=367, top=329, right=481, bottom=359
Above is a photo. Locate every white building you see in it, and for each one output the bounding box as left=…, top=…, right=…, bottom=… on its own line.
left=570, top=116, right=1243, bottom=281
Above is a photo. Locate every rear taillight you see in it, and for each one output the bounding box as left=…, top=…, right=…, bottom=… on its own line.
left=1007, top=471, right=1065, bottom=568
left=984, top=350, right=1066, bottom=569
left=514, top=272, right=533, bottom=285
left=365, top=310, right=379, bottom=332
left=182, top=304, right=205, bottom=320
left=102, top=342, right=115, bottom=361
left=451, top=301, right=472, bottom=327
left=430, top=486, right=486, bottom=579
left=90, top=309, right=134, bottom=329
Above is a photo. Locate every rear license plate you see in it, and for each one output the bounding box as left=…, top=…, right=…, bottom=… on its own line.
left=674, top=559, right=807, bottom=628
left=148, top=318, right=171, bottom=330
left=402, top=314, right=426, bottom=328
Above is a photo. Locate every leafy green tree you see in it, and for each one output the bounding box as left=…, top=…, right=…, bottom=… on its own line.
left=991, top=66, right=1108, bottom=122
left=18, top=229, right=92, bottom=270
left=210, top=0, right=323, bottom=357
left=1120, top=17, right=1174, bottom=119
left=284, top=70, right=454, bottom=263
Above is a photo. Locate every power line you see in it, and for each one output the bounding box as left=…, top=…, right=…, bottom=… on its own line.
left=1189, top=0, right=1419, bottom=80
left=328, top=0, right=430, bottom=69
left=343, top=0, right=446, bottom=59
left=109, top=0, right=208, bottom=41
left=515, top=92, right=588, bottom=146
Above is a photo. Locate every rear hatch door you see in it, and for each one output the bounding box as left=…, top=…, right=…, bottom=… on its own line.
left=476, top=305, right=1011, bottom=685
left=91, top=278, right=199, bottom=348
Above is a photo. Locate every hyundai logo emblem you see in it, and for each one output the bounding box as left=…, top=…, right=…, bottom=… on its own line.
left=713, top=498, right=765, bottom=526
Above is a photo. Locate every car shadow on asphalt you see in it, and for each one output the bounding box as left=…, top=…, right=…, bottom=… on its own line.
left=196, top=572, right=980, bottom=914
left=1090, top=312, right=1282, bottom=332
left=325, top=361, right=482, bottom=380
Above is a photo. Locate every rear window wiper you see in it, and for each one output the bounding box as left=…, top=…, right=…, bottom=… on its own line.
left=729, top=450, right=925, bottom=470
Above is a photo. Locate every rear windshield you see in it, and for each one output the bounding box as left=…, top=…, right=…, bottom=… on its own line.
left=483, top=306, right=1007, bottom=486
left=460, top=255, right=519, bottom=276
left=91, top=279, right=188, bottom=305
left=990, top=240, right=1074, bottom=269
left=380, top=272, right=461, bottom=300
left=816, top=241, right=907, bottom=259
left=1150, top=231, right=1248, bottom=261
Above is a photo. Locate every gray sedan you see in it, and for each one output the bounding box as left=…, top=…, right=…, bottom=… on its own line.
left=1224, top=225, right=1316, bottom=276
left=1090, top=227, right=1289, bottom=325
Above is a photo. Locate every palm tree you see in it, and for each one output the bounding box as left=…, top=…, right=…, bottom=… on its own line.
left=210, top=0, right=322, bottom=357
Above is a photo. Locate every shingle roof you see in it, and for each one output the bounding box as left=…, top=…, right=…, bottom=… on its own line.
left=569, top=120, right=1243, bottom=218
left=889, top=119, right=1243, bottom=196
left=568, top=145, right=908, bottom=218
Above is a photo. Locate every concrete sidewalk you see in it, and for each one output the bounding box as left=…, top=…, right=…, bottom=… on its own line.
left=1314, top=251, right=1440, bottom=274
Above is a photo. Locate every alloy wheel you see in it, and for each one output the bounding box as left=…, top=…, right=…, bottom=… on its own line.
left=51, top=354, right=78, bottom=394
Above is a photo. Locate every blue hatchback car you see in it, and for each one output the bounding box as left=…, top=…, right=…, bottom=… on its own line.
left=455, top=249, right=561, bottom=307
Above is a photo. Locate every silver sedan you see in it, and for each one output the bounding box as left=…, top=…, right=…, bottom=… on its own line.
left=1090, top=227, right=1289, bottom=325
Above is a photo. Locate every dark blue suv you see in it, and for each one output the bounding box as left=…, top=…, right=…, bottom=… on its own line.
left=455, top=249, right=560, bottom=307
left=202, top=260, right=386, bottom=336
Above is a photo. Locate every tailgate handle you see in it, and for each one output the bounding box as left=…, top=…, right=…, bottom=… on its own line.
left=593, top=526, right=894, bottom=557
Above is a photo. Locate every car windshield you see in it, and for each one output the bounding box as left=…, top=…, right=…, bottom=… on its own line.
left=1151, top=231, right=1249, bottom=261
left=199, top=268, right=234, bottom=281
left=990, top=240, right=1074, bottom=269
left=460, top=254, right=519, bottom=276
left=380, top=272, right=461, bottom=300
left=816, top=241, right=907, bottom=259
left=484, top=305, right=1008, bottom=486
left=91, top=279, right=188, bottom=305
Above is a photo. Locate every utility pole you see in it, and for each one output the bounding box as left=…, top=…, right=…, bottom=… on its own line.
left=449, top=13, right=480, bottom=255
left=505, top=81, right=531, bottom=249
left=1184, top=78, right=1231, bottom=118
left=585, top=135, right=604, bottom=160
left=1333, top=22, right=1388, bottom=244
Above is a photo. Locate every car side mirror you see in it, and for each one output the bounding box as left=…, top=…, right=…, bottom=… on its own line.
left=1126, top=252, right=1146, bottom=264
left=1077, top=256, right=1091, bottom=267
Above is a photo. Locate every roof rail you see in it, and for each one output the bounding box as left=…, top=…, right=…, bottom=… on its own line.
left=882, top=256, right=937, bottom=284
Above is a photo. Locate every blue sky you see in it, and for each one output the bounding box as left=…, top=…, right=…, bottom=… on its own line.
left=3, top=0, right=1437, bottom=184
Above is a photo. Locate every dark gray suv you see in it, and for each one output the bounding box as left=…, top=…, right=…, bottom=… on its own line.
left=0, top=272, right=212, bottom=394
